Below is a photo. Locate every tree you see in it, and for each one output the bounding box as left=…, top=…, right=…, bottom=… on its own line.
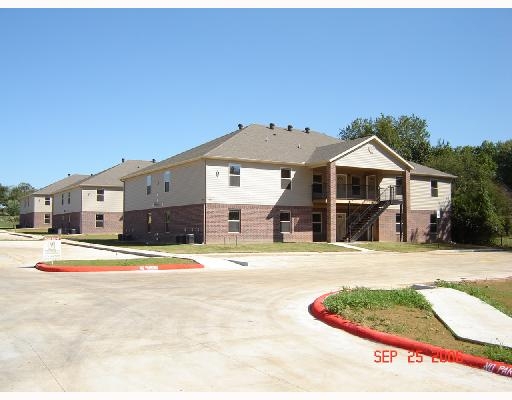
left=8, top=182, right=35, bottom=202
left=5, top=199, right=20, bottom=229
left=0, top=183, right=8, bottom=208
left=340, top=114, right=432, bottom=164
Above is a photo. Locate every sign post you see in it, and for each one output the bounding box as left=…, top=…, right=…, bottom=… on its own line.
left=43, top=236, right=62, bottom=264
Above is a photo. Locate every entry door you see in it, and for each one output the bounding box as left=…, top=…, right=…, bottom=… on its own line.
left=367, top=175, right=377, bottom=200
left=336, top=213, right=347, bottom=241
left=336, top=174, right=347, bottom=199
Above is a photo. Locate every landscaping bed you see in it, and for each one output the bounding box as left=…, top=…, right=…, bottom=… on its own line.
left=322, top=282, right=512, bottom=365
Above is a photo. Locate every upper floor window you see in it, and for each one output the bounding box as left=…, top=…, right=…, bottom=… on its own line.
left=164, top=171, right=171, bottom=192
left=67, top=192, right=71, bottom=204
left=229, top=164, right=240, bottom=187
left=61, top=194, right=64, bottom=205
left=97, top=189, right=104, bottom=202
left=431, top=179, right=438, bottom=197
left=281, top=168, right=292, bottom=190
left=351, top=176, right=361, bottom=197
left=312, top=175, right=323, bottom=194
left=396, top=176, right=403, bottom=196
left=146, top=175, right=152, bottom=195
left=45, top=196, right=51, bottom=206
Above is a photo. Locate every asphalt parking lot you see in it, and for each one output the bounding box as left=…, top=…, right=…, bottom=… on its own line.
left=1, top=232, right=511, bottom=391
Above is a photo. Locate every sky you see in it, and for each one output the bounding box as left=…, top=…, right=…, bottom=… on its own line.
left=0, top=8, right=511, bottom=189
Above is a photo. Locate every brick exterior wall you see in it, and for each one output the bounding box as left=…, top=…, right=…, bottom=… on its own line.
left=326, top=161, right=337, bottom=242
left=52, top=212, right=81, bottom=233
left=19, top=212, right=52, bottom=228
left=377, top=208, right=401, bottom=242
left=205, top=203, right=313, bottom=244
left=124, top=204, right=204, bottom=244
left=81, top=211, right=123, bottom=234
left=408, top=209, right=452, bottom=243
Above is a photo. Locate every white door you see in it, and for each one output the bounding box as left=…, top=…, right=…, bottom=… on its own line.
left=336, top=174, right=347, bottom=199
left=366, top=175, right=376, bottom=200
left=336, top=213, right=346, bottom=241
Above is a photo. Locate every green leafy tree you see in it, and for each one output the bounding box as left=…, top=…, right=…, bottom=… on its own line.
left=340, top=114, right=432, bottom=164
left=8, top=182, right=35, bottom=201
left=5, top=199, right=20, bottom=229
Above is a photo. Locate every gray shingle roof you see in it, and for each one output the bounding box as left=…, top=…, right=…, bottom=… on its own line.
left=123, top=124, right=340, bottom=179
left=307, top=136, right=370, bottom=164
left=33, top=174, right=90, bottom=196
left=78, top=160, right=154, bottom=188
left=409, top=161, right=456, bottom=179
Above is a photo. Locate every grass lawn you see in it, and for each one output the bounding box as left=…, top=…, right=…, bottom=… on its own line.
left=323, top=281, right=512, bottom=364
left=492, top=236, right=512, bottom=249
left=51, top=257, right=194, bottom=266
left=0, top=215, right=14, bottom=229
left=7, top=228, right=49, bottom=235
left=350, top=241, right=487, bottom=252
left=67, top=234, right=355, bottom=253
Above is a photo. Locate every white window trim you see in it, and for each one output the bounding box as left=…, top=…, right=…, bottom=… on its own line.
left=281, top=167, right=292, bottom=190
left=279, top=210, right=292, bottom=233
left=146, top=175, right=152, bottom=195
left=164, top=171, right=171, bottom=193
left=229, top=163, right=241, bottom=187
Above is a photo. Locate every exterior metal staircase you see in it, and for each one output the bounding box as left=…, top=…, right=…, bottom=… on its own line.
left=344, top=186, right=399, bottom=242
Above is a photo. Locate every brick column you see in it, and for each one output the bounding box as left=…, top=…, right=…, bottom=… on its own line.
left=402, top=169, right=411, bottom=242
left=326, top=161, right=337, bottom=243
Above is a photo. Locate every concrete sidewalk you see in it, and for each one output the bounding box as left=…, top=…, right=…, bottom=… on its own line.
left=419, top=287, right=512, bottom=348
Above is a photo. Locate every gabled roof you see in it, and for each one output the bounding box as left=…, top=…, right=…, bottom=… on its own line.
left=409, top=161, right=456, bottom=179
left=57, top=160, right=153, bottom=192
left=32, top=174, right=90, bottom=196
left=122, top=124, right=340, bottom=179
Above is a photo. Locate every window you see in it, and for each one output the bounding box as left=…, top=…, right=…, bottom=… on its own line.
left=312, top=175, right=323, bottom=194
left=147, top=212, right=152, bottom=233
left=61, top=194, right=64, bottom=205
left=229, top=164, right=240, bottom=187
left=164, top=171, right=171, bottom=192
left=67, top=192, right=71, bottom=204
left=280, top=211, right=291, bottom=233
left=430, top=214, right=437, bottom=234
left=44, top=214, right=50, bottom=224
left=396, top=176, right=403, bottom=196
left=431, top=179, right=438, bottom=197
left=45, top=196, right=51, bottom=206
left=165, top=211, right=171, bottom=233
left=351, top=176, right=361, bottom=197
left=97, top=189, right=104, bottom=202
left=146, top=175, right=152, bottom=195
left=395, top=213, right=402, bottom=233
left=228, top=209, right=241, bottom=233
left=312, top=212, right=322, bottom=233
left=281, top=168, right=292, bottom=190
left=95, top=214, right=104, bottom=228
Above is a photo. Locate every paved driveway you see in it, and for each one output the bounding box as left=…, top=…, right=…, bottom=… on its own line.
left=1, top=235, right=511, bottom=391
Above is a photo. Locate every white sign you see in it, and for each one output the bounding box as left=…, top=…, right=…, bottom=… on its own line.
left=43, top=236, right=62, bottom=262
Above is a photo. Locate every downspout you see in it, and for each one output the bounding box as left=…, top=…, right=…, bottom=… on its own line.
left=203, top=159, right=207, bottom=244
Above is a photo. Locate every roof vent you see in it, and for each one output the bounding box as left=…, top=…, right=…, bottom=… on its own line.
left=68, top=173, right=71, bottom=176
left=238, top=123, right=243, bottom=130
left=269, top=122, right=275, bottom=129
left=287, top=125, right=293, bottom=131
left=122, top=158, right=125, bottom=163
left=152, top=158, right=156, bottom=163
left=305, top=127, right=310, bottom=133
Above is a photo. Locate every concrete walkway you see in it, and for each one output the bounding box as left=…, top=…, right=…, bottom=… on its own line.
left=419, top=287, right=512, bottom=348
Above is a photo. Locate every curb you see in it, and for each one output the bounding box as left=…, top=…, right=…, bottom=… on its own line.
left=35, top=262, right=204, bottom=272
left=310, top=292, right=512, bottom=379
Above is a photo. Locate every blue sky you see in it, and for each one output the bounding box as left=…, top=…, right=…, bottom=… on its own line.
left=0, top=8, right=511, bottom=188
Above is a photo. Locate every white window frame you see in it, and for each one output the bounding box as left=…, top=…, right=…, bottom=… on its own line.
left=229, top=163, right=241, bottom=187
left=97, top=188, right=104, bottom=202
left=44, top=196, right=51, bottom=206
left=279, top=210, right=291, bottom=233
left=61, top=194, right=64, bottom=205
left=146, top=175, right=152, bottom=195
left=95, top=213, right=104, bottom=228
left=228, top=209, right=241, bottom=233
left=395, top=213, right=401, bottom=234
left=165, top=210, right=171, bottom=233
left=67, top=192, right=71, bottom=204
left=396, top=176, right=403, bottom=196
left=431, top=179, right=438, bottom=197
left=44, top=214, right=51, bottom=224
left=281, top=168, right=292, bottom=190
left=164, top=171, right=171, bottom=193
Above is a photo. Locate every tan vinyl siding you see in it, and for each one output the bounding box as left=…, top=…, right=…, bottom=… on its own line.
left=124, top=160, right=206, bottom=212
left=81, top=188, right=124, bottom=212
left=335, top=143, right=404, bottom=171
left=33, top=195, right=52, bottom=213
left=52, top=188, right=82, bottom=214
left=380, top=175, right=401, bottom=210
left=410, top=176, right=452, bottom=210
left=205, top=160, right=312, bottom=206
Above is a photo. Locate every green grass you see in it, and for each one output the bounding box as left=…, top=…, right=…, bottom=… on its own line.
left=0, top=215, right=14, bottom=229
left=491, top=236, right=512, bottom=249
left=51, top=257, right=194, bottom=266
left=323, top=284, right=512, bottom=364
left=351, top=241, right=485, bottom=252
left=67, top=235, right=355, bottom=253
left=9, top=228, right=48, bottom=235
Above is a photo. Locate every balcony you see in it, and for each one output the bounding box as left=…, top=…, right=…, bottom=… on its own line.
left=312, top=184, right=402, bottom=203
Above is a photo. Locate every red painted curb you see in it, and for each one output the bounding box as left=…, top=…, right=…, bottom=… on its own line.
left=310, top=292, right=512, bottom=378
left=35, top=262, right=203, bottom=272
